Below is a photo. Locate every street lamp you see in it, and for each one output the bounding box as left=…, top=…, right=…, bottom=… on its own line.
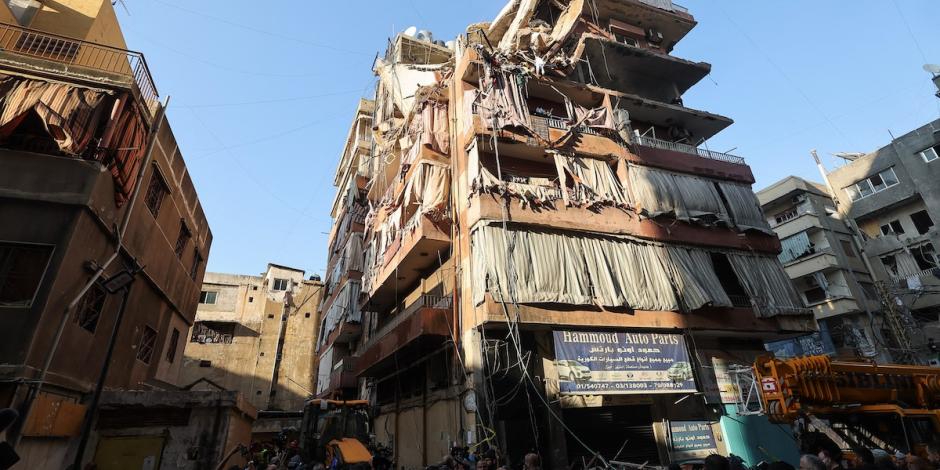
left=70, top=264, right=142, bottom=470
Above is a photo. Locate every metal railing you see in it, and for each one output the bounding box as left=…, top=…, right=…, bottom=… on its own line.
left=364, top=294, right=453, bottom=350
left=728, top=295, right=752, bottom=309
left=0, top=22, right=159, bottom=118
left=633, top=134, right=746, bottom=165
left=892, top=266, right=940, bottom=284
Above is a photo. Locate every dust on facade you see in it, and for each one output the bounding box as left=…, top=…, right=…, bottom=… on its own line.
left=317, top=0, right=819, bottom=468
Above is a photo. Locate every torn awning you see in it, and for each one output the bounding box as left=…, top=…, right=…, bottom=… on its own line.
left=0, top=73, right=150, bottom=206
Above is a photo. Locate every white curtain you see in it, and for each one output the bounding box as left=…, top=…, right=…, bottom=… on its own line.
left=554, top=154, right=629, bottom=206
left=316, top=280, right=362, bottom=348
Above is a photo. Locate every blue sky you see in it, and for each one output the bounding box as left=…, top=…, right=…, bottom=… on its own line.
left=115, top=1, right=940, bottom=278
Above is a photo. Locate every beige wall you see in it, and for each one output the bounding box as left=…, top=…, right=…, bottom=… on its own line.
left=24, top=0, right=128, bottom=49
left=181, top=267, right=322, bottom=411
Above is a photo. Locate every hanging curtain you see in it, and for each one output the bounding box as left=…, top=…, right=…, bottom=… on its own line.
left=726, top=253, right=807, bottom=317
left=627, top=164, right=729, bottom=224
left=553, top=153, right=629, bottom=206
left=778, top=231, right=813, bottom=264
left=717, top=182, right=774, bottom=234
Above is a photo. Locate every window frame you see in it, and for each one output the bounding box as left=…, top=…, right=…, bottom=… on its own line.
left=199, top=290, right=218, bottom=304
left=910, top=210, right=935, bottom=235
left=918, top=145, right=939, bottom=163
left=845, top=167, right=899, bottom=202
left=190, top=248, right=203, bottom=281
left=911, top=243, right=938, bottom=272
left=144, top=166, right=170, bottom=217
left=0, top=241, right=54, bottom=309
left=166, top=328, right=180, bottom=363
left=174, top=221, right=191, bottom=259
left=75, top=283, right=107, bottom=333
left=272, top=278, right=290, bottom=291
left=136, top=326, right=158, bottom=364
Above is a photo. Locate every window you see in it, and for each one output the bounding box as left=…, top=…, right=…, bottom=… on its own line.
left=881, top=255, right=900, bottom=277
left=136, top=326, right=157, bottom=364
left=174, top=221, right=191, bottom=259
left=845, top=168, right=899, bottom=201
left=839, top=240, right=857, bottom=259
left=911, top=210, right=935, bottom=235
left=774, top=208, right=799, bottom=225
left=272, top=278, right=289, bottom=291
left=199, top=290, right=217, bottom=304
left=0, top=242, right=53, bottom=308
left=804, top=287, right=828, bottom=304
left=305, top=312, right=311, bottom=318
left=190, top=249, right=203, bottom=281
left=880, top=220, right=905, bottom=236
left=144, top=169, right=169, bottom=217
left=248, top=296, right=254, bottom=303
left=166, top=328, right=180, bottom=363
left=912, top=244, right=938, bottom=271
left=75, top=284, right=107, bottom=333
left=918, top=145, right=939, bottom=163
left=199, top=360, right=212, bottom=367
left=612, top=32, right=638, bottom=47
left=190, top=321, right=235, bottom=344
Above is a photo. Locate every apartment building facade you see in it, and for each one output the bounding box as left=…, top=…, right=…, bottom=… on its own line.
left=824, top=118, right=940, bottom=363
left=318, top=1, right=816, bottom=468
left=758, top=176, right=883, bottom=360
left=0, top=0, right=212, bottom=466
left=179, top=265, right=323, bottom=424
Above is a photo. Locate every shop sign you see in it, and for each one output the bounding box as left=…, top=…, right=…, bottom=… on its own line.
left=669, top=421, right=719, bottom=461
left=552, top=330, right=696, bottom=395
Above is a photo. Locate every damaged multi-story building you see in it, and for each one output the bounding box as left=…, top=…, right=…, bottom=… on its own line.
left=180, top=264, right=324, bottom=438
left=317, top=0, right=816, bottom=468
left=821, top=117, right=940, bottom=364
left=0, top=1, right=218, bottom=467
left=757, top=176, right=884, bottom=361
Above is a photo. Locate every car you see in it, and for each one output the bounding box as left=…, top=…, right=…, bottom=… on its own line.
left=555, top=360, right=592, bottom=383
left=667, top=361, right=693, bottom=382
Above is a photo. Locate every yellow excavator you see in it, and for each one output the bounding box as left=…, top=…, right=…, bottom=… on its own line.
left=298, top=399, right=374, bottom=469
left=752, top=354, right=940, bottom=456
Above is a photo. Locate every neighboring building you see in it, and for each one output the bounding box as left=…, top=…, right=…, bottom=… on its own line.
left=758, top=176, right=883, bottom=360
left=89, top=390, right=256, bottom=470
left=180, top=264, right=323, bottom=432
left=824, top=118, right=940, bottom=362
left=0, top=1, right=212, bottom=467
left=319, top=1, right=816, bottom=468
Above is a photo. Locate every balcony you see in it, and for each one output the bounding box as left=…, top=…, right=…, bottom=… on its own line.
left=783, top=250, right=840, bottom=279
left=810, top=297, right=863, bottom=320
left=633, top=134, right=743, bottom=165
left=366, top=214, right=451, bottom=308
left=357, top=295, right=454, bottom=376
left=771, top=212, right=821, bottom=240
left=323, top=357, right=358, bottom=396
left=578, top=34, right=710, bottom=102
left=0, top=22, right=159, bottom=119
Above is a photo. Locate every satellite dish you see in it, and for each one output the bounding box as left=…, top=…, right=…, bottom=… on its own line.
left=924, top=64, right=940, bottom=75
left=416, top=30, right=433, bottom=42
left=403, top=26, right=418, bottom=37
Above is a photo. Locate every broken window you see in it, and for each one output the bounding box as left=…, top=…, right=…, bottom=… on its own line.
left=880, top=220, right=905, bottom=236
left=272, top=278, right=290, bottom=291
left=166, top=328, right=180, bottom=363
left=190, top=321, right=235, bottom=344
left=910, top=210, right=935, bottom=235
left=174, top=221, right=191, bottom=259
left=136, top=326, right=157, bottom=364
left=75, top=283, right=107, bottom=333
left=0, top=242, right=53, bottom=308
left=144, top=169, right=169, bottom=217
left=710, top=253, right=750, bottom=307
left=912, top=243, right=938, bottom=271
left=199, top=290, right=217, bottom=304
left=918, top=145, right=939, bottom=163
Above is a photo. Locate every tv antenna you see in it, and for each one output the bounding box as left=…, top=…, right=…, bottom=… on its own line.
left=112, top=0, right=129, bottom=15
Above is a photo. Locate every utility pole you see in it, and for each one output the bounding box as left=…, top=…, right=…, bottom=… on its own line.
left=811, top=150, right=909, bottom=363
left=875, top=281, right=917, bottom=364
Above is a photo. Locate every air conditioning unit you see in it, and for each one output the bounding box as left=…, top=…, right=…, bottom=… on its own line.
left=646, top=28, right=664, bottom=44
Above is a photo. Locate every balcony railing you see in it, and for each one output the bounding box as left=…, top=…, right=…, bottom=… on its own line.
left=633, top=134, right=746, bottom=165
left=0, top=22, right=159, bottom=118
left=364, top=294, right=453, bottom=349
left=728, top=295, right=752, bottom=309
